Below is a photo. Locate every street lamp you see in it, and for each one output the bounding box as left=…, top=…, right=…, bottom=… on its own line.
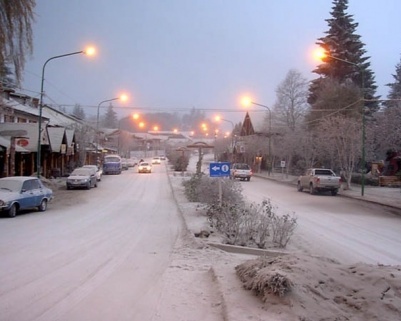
left=37, top=47, right=95, bottom=177
left=96, top=94, right=128, bottom=157
left=316, top=48, right=366, bottom=196
left=241, top=97, right=272, bottom=176
left=214, top=115, right=235, bottom=159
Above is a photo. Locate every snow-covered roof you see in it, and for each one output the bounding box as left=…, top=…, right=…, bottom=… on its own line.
left=0, top=97, right=50, bottom=121
left=42, top=105, right=83, bottom=127
left=47, top=127, right=66, bottom=153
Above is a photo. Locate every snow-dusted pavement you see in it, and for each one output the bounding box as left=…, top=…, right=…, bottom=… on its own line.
left=0, top=165, right=185, bottom=321
left=1, top=155, right=401, bottom=321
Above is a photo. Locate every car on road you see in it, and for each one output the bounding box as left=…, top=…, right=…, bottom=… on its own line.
left=121, top=158, right=129, bottom=170
left=103, top=155, right=122, bottom=175
left=67, top=167, right=98, bottom=190
left=138, top=162, right=152, bottom=173
left=230, top=163, right=252, bottom=181
left=127, top=158, right=138, bottom=167
left=82, top=165, right=103, bottom=181
left=0, top=176, right=53, bottom=218
left=152, top=157, right=161, bottom=164
left=297, top=168, right=341, bottom=196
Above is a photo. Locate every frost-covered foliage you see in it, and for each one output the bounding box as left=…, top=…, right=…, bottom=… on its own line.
left=168, top=150, right=190, bottom=172
left=182, top=175, right=297, bottom=249
left=182, top=173, right=242, bottom=205
left=207, top=200, right=297, bottom=249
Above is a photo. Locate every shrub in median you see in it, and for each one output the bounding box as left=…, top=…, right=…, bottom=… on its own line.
left=183, top=174, right=297, bottom=249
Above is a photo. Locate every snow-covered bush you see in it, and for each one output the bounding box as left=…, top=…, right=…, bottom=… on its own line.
left=207, top=199, right=296, bottom=249
left=182, top=174, right=297, bottom=249
left=182, top=174, right=243, bottom=205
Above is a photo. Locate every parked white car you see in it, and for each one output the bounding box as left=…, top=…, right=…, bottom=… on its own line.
left=82, top=165, right=103, bottom=181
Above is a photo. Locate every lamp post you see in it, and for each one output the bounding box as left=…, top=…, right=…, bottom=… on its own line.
left=215, top=116, right=235, bottom=161
left=242, top=99, right=272, bottom=176
left=317, top=50, right=365, bottom=196
left=96, top=98, right=120, bottom=157
left=37, top=50, right=85, bottom=177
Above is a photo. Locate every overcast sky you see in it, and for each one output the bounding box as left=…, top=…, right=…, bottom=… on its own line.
left=20, top=0, right=401, bottom=128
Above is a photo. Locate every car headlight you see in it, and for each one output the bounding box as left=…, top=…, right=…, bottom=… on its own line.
left=0, top=200, right=5, bottom=206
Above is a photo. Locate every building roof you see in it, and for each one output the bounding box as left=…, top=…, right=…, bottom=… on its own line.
left=41, top=105, right=84, bottom=127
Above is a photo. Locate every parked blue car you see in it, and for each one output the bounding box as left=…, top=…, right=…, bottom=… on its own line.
left=0, top=177, right=53, bottom=218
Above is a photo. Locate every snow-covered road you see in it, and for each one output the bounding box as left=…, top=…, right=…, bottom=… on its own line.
left=0, top=165, right=182, bottom=321
left=241, top=176, right=401, bottom=265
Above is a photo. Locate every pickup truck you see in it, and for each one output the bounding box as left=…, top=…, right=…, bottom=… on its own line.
left=297, top=168, right=341, bottom=196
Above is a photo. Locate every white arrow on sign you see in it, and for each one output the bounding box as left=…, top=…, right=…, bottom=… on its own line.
left=212, top=166, right=220, bottom=171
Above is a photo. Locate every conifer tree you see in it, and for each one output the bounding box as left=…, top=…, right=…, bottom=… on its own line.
left=72, top=104, right=86, bottom=120
left=384, top=55, right=401, bottom=109
left=308, top=0, right=378, bottom=117
left=102, top=104, right=118, bottom=128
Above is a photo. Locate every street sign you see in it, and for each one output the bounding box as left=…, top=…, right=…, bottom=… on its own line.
left=209, top=162, right=231, bottom=177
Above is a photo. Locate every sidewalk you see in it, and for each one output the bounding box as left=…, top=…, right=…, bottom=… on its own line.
left=254, top=170, right=401, bottom=211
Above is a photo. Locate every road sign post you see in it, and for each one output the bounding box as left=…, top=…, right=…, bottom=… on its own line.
left=209, top=162, right=230, bottom=206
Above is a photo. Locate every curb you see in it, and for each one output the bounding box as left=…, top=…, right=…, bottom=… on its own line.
left=207, top=242, right=287, bottom=257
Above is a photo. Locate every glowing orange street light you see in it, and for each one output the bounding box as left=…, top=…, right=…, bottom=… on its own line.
left=153, top=125, right=159, bottom=131
left=313, top=47, right=327, bottom=61
left=84, top=46, right=96, bottom=56
left=37, top=46, right=97, bottom=177
left=132, top=113, right=140, bottom=120
left=139, top=121, right=145, bottom=128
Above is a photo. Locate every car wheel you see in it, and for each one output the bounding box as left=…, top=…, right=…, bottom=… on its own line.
left=297, top=182, right=303, bottom=192
left=38, top=199, right=47, bottom=212
left=8, top=204, right=17, bottom=218
left=94, top=181, right=98, bottom=188
left=309, top=184, right=315, bottom=195
left=331, top=189, right=338, bottom=196
left=86, top=182, right=91, bottom=190
left=247, top=177, right=251, bottom=181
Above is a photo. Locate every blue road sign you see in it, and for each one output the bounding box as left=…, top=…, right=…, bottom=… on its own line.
left=209, top=162, right=231, bottom=177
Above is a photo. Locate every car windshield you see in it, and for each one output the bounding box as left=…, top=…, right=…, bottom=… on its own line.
left=0, top=179, right=22, bottom=192
left=235, top=164, right=250, bottom=170
left=104, top=156, right=121, bottom=163
left=83, top=165, right=97, bottom=170
left=315, top=169, right=334, bottom=175
left=71, top=169, right=92, bottom=176
left=140, top=163, right=150, bottom=166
